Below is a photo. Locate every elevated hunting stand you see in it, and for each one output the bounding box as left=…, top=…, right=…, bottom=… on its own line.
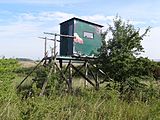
left=17, top=17, right=109, bottom=96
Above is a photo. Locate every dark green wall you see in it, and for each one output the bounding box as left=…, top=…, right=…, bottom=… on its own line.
left=60, top=18, right=102, bottom=56
left=60, top=20, right=74, bottom=56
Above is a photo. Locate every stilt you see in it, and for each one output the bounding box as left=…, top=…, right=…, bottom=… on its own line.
left=59, top=59, right=62, bottom=70
left=84, top=61, right=88, bottom=87
left=68, top=60, right=72, bottom=92
left=95, top=71, right=99, bottom=90
left=53, top=34, right=57, bottom=73
left=39, top=64, right=54, bottom=96
left=44, top=37, right=47, bottom=57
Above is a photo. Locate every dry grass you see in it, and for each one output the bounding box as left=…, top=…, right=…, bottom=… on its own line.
left=18, top=61, right=37, bottom=68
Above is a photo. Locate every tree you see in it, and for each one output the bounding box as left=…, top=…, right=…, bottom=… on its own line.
left=97, top=16, right=151, bottom=92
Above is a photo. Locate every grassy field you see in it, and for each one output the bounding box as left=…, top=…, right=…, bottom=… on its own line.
left=0, top=59, right=160, bottom=120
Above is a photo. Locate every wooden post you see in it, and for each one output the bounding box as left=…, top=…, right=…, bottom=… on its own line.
left=39, top=55, right=57, bottom=96
left=68, top=60, right=72, bottom=92
left=39, top=65, right=54, bottom=96
left=44, top=37, right=47, bottom=57
left=85, top=61, right=88, bottom=87
left=53, top=34, right=57, bottom=73
left=59, top=59, right=62, bottom=70
left=95, top=71, right=99, bottom=90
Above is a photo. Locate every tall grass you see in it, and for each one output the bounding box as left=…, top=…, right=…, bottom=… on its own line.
left=11, top=88, right=159, bottom=120
left=0, top=59, right=160, bottom=120
left=1, top=87, right=160, bottom=120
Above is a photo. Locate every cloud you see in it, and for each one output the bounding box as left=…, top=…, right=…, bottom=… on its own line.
left=0, top=22, right=44, bottom=59
left=17, top=12, right=116, bottom=31
left=18, top=12, right=113, bottom=25
left=18, top=12, right=146, bottom=28
left=0, top=10, right=12, bottom=14
left=141, top=26, right=160, bottom=59
left=129, top=21, right=146, bottom=25
left=0, top=0, right=88, bottom=6
left=38, top=12, right=76, bottom=22
left=150, top=20, right=158, bottom=24
left=82, top=15, right=114, bottom=23
left=18, top=12, right=76, bottom=23
left=19, top=13, right=37, bottom=21
left=10, top=12, right=117, bottom=38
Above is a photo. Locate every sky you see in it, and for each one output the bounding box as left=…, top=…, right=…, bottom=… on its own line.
left=0, top=0, right=160, bottom=60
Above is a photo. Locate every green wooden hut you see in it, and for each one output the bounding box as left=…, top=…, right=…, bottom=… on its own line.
left=60, top=17, right=103, bottom=57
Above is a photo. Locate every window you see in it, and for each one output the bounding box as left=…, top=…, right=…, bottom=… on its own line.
left=83, top=32, right=94, bottom=39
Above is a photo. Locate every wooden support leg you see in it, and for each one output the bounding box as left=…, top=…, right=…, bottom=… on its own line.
left=88, top=62, right=99, bottom=90
left=59, top=59, right=62, bottom=70
left=39, top=54, right=57, bottom=96
left=88, top=65, right=96, bottom=81
left=84, top=61, right=88, bottom=88
left=68, top=60, right=72, bottom=92
left=39, top=65, right=54, bottom=96
left=54, top=62, right=70, bottom=88
left=95, top=72, right=99, bottom=90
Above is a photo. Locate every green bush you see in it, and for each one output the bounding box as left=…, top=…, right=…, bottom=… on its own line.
left=0, top=59, right=21, bottom=119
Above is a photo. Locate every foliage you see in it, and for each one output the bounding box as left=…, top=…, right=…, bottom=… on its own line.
left=0, top=59, right=21, bottom=119
left=17, top=64, right=60, bottom=98
left=152, top=61, right=160, bottom=80
left=0, top=59, right=19, bottom=99
left=96, top=16, right=157, bottom=95
left=33, top=65, right=58, bottom=96
left=0, top=58, right=19, bottom=74
left=15, top=67, right=35, bottom=76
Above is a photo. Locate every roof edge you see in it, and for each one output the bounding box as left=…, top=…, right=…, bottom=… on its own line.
left=60, top=17, right=104, bottom=27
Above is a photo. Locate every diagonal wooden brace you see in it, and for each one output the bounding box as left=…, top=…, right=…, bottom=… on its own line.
left=71, top=64, right=95, bottom=88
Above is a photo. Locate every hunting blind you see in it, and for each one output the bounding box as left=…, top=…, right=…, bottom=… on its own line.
left=60, top=17, right=103, bottom=56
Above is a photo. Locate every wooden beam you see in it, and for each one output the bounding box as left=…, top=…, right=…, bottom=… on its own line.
left=44, top=32, right=75, bottom=38
left=88, top=65, right=97, bottom=81
left=71, top=64, right=95, bottom=87
left=68, top=60, right=72, bottom=92
left=39, top=64, right=54, bottom=96
left=17, top=58, right=44, bottom=89
left=84, top=61, right=88, bottom=87
left=72, top=62, right=86, bottom=77
left=54, top=62, right=70, bottom=87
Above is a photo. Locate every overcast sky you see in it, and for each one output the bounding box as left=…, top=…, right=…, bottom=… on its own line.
left=0, top=0, right=160, bottom=60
